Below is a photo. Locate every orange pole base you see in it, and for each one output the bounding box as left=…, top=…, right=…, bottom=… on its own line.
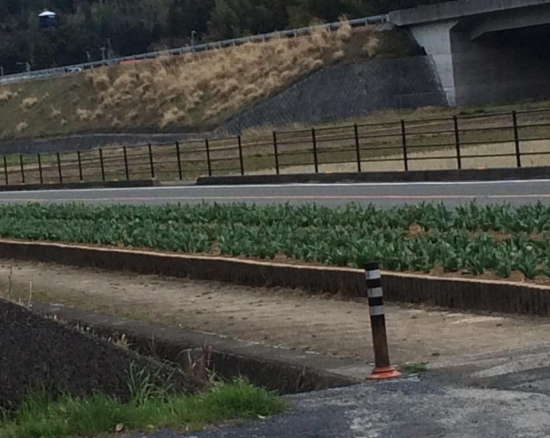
left=367, top=366, right=402, bottom=380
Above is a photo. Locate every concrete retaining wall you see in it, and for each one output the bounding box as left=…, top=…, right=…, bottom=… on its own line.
left=0, top=179, right=156, bottom=192
left=197, top=165, right=550, bottom=185
left=219, top=56, right=447, bottom=135
left=0, top=297, right=200, bottom=409
left=1, top=239, right=549, bottom=317
left=30, top=302, right=358, bottom=395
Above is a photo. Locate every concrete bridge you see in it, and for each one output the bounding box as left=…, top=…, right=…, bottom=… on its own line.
left=389, top=0, right=550, bottom=106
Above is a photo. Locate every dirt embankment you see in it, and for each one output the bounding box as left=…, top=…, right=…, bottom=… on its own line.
left=0, top=296, right=202, bottom=409
left=0, top=26, right=390, bottom=142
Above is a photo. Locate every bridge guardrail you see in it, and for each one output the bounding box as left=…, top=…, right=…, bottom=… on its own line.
left=0, top=15, right=387, bottom=86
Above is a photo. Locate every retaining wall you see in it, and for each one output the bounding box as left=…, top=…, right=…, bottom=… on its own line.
left=0, top=179, right=156, bottom=192
left=1, top=239, right=549, bottom=317
left=218, top=56, right=447, bottom=135
left=0, top=297, right=200, bottom=409
left=197, top=166, right=550, bottom=185
left=30, top=302, right=359, bottom=394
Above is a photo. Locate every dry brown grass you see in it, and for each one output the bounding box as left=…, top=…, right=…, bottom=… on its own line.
left=0, top=90, right=16, bottom=102
left=15, top=122, right=28, bottom=133
left=76, top=108, right=103, bottom=121
left=81, top=22, right=364, bottom=129
left=50, top=107, right=62, bottom=119
left=362, top=38, right=381, bottom=58
left=20, top=97, right=38, bottom=110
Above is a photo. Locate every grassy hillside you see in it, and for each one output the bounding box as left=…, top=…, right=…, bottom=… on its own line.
left=0, top=25, right=399, bottom=141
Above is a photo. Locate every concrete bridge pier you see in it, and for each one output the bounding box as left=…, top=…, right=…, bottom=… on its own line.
left=390, top=0, right=550, bottom=106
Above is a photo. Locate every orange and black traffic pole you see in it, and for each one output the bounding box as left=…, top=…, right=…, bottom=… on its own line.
left=365, top=261, right=402, bottom=380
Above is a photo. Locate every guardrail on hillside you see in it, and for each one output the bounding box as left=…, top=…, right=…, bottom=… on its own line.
left=0, top=15, right=387, bottom=86
left=2, top=107, right=550, bottom=186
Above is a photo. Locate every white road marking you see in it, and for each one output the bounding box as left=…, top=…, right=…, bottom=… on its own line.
left=0, top=178, right=550, bottom=196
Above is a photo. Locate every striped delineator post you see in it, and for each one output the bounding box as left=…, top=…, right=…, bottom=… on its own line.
left=365, top=262, right=402, bottom=380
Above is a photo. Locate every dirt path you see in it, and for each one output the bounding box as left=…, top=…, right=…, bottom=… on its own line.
left=2, top=259, right=550, bottom=365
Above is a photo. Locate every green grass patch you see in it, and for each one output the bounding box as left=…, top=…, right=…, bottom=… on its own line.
left=0, top=378, right=286, bottom=438
left=402, top=362, right=429, bottom=375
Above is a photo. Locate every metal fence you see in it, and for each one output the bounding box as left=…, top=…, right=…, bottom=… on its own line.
left=0, top=15, right=387, bottom=87
left=4, top=107, right=550, bottom=186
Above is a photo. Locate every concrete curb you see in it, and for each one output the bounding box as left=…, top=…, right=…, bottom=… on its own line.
left=0, top=239, right=549, bottom=317
left=30, top=301, right=361, bottom=394
left=0, top=179, right=157, bottom=192
left=196, top=166, right=550, bottom=185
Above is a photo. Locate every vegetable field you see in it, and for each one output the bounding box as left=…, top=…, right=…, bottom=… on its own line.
left=2, top=202, right=550, bottom=280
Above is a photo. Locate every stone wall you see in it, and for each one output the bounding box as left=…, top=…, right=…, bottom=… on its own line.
left=218, top=56, right=446, bottom=135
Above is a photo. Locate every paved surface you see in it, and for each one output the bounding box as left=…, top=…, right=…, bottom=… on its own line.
left=137, top=343, right=550, bottom=437
left=1, top=179, right=550, bottom=207
left=133, top=379, right=550, bottom=438
left=6, top=260, right=550, bottom=372
left=5, top=260, right=550, bottom=437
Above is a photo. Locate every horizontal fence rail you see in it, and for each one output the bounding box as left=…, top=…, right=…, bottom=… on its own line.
left=0, top=15, right=387, bottom=86
left=4, top=107, right=550, bottom=186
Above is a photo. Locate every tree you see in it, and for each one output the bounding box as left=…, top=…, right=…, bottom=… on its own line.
left=0, top=0, right=449, bottom=72
left=208, top=0, right=241, bottom=39
left=169, top=0, right=213, bottom=39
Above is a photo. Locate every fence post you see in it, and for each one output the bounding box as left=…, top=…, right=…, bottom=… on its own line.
left=401, top=120, right=408, bottom=172
left=238, top=135, right=245, bottom=176
left=148, top=143, right=155, bottom=179
left=205, top=139, right=212, bottom=176
left=453, top=115, right=462, bottom=170
left=273, top=131, right=280, bottom=175
left=57, top=152, right=63, bottom=183
left=123, top=146, right=130, bottom=180
left=365, top=261, right=401, bottom=380
left=99, top=148, right=105, bottom=182
left=37, top=154, right=43, bottom=184
left=3, top=156, right=7, bottom=185
left=354, top=124, right=362, bottom=173
left=19, top=155, right=25, bottom=184
left=311, top=127, right=319, bottom=174
left=176, top=141, right=183, bottom=180
left=513, top=111, right=522, bottom=168
left=77, top=151, right=83, bottom=181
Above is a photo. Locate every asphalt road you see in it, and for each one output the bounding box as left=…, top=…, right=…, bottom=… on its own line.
left=2, top=180, right=550, bottom=207
left=135, top=343, right=550, bottom=438
left=134, top=379, right=550, bottom=438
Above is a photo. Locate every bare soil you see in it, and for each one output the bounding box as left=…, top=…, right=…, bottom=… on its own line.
left=2, top=260, right=550, bottom=366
